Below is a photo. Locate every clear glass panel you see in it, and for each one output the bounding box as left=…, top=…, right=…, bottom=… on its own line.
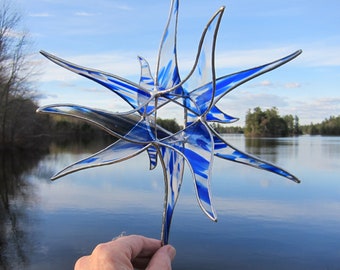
left=156, top=0, right=181, bottom=91
left=38, top=105, right=144, bottom=142
left=182, top=8, right=224, bottom=123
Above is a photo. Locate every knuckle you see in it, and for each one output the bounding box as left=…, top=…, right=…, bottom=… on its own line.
left=93, top=243, right=110, bottom=257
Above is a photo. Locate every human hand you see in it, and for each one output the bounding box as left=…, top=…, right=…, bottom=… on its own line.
left=74, top=235, right=176, bottom=270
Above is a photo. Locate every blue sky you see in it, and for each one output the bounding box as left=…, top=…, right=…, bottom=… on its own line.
left=16, top=0, right=340, bottom=125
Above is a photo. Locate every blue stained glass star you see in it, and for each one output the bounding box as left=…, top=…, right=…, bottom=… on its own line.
left=37, top=0, right=301, bottom=244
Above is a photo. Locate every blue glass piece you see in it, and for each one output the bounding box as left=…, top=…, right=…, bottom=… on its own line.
left=40, top=51, right=153, bottom=115
left=37, top=0, right=301, bottom=245
left=137, top=56, right=178, bottom=117
left=160, top=121, right=217, bottom=221
left=147, top=146, right=158, bottom=170
left=52, top=140, right=149, bottom=180
left=206, top=105, right=239, bottom=123
left=159, top=144, right=185, bottom=244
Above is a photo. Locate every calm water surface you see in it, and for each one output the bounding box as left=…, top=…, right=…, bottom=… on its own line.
left=1, top=135, right=340, bottom=269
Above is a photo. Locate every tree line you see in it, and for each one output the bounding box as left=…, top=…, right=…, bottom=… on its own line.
left=210, top=106, right=340, bottom=137
left=300, top=116, right=340, bottom=136
left=243, top=107, right=340, bottom=136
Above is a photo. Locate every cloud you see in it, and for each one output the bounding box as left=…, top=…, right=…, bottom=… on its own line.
left=196, top=44, right=340, bottom=71
left=36, top=181, right=161, bottom=212
left=4, top=29, right=25, bottom=38
left=249, top=80, right=301, bottom=89
left=258, top=80, right=272, bottom=87
left=29, top=12, right=52, bottom=17
left=115, top=4, right=133, bottom=11
left=210, top=92, right=340, bottom=126
left=284, top=82, right=301, bottom=89
left=250, top=80, right=273, bottom=88
left=36, top=50, right=155, bottom=83
left=214, top=47, right=301, bottom=70
left=293, top=97, right=340, bottom=123
left=37, top=93, right=58, bottom=101
left=297, top=43, right=340, bottom=67
left=218, top=90, right=289, bottom=108
left=74, top=11, right=98, bottom=17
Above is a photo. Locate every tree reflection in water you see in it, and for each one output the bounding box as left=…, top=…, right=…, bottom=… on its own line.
left=0, top=150, right=46, bottom=269
left=245, top=136, right=300, bottom=166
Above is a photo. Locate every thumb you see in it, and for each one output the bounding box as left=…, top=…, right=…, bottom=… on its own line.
left=146, top=245, right=176, bottom=270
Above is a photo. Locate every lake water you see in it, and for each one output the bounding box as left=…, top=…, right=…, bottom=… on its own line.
left=1, top=135, right=340, bottom=269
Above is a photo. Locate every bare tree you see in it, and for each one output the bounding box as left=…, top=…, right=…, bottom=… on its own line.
left=0, top=0, right=40, bottom=148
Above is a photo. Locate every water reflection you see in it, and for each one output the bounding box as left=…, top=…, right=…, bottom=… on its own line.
left=0, top=150, right=46, bottom=269
left=1, top=136, right=340, bottom=269
left=244, top=136, right=300, bottom=165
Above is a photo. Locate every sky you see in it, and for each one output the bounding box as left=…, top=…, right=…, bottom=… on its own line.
left=14, top=0, right=340, bottom=126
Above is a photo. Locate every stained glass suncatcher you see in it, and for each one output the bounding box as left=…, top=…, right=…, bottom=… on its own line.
left=37, top=0, right=301, bottom=244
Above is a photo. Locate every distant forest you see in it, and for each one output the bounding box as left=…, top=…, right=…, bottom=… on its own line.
left=212, top=107, right=340, bottom=137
